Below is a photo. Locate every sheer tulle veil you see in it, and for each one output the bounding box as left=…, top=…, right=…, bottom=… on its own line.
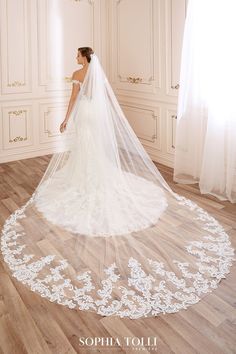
left=1, top=53, right=235, bottom=319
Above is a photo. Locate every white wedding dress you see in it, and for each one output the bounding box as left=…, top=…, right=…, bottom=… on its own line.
left=1, top=53, right=235, bottom=319
left=34, top=78, right=168, bottom=236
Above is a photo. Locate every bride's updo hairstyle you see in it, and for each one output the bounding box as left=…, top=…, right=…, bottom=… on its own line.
left=78, top=47, right=94, bottom=63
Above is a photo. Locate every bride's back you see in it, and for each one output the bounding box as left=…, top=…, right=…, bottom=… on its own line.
left=73, top=67, right=89, bottom=84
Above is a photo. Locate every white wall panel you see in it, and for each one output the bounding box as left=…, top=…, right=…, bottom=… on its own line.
left=2, top=105, right=33, bottom=149
left=165, top=0, right=187, bottom=96
left=37, top=0, right=95, bottom=90
left=121, top=104, right=161, bottom=149
left=108, top=0, right=187, bottom=167
left=0, top=0, right=106, bottom=163
left=110, top=0, right=161, bottom=95
left=0, top=0, right=186, bottom=168
left=0, top=0, right=31, bottom=94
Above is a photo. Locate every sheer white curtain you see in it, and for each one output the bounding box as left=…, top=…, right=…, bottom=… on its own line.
left=173, top=0, right=236, bottom=203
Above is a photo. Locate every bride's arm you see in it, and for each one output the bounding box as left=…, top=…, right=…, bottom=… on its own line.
left=60, top=73, right=81, bottom=133
left=65, top=76, right=81, bottom=121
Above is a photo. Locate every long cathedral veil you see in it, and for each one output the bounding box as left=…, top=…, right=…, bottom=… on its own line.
left=1, top=53, right=235, bottom=319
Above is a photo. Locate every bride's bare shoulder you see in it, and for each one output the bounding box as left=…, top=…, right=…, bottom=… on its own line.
left=72, top=69, right=83, bottom=82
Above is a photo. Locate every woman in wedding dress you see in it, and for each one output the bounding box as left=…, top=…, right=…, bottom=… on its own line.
left=1, top=47, right=235, bottom=319
left=35, top=47, right=169, bottom=236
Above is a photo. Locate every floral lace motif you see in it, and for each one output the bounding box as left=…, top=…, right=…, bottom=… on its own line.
left=1, top=192, right=235, bottom=319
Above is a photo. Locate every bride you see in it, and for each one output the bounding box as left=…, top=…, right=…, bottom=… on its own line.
left=34, top=47, right=169, bottom=236
left=1, top=47, right=235, bottom=319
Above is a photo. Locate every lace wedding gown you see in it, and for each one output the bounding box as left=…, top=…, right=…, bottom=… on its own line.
left=1, top=54, right=235, bottom=319
left=34, top=78, right=168, bottom=236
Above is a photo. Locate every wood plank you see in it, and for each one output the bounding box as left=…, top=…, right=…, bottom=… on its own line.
left=0, top=155, right=235, bottom=353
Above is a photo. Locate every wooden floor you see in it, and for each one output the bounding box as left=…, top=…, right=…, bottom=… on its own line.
left=0, top=154, right=235, bottom=354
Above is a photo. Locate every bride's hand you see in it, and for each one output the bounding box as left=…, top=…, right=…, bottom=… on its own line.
left=60, top=120, right=67, bottom=133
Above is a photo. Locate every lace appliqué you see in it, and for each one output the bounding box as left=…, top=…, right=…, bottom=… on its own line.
left=1, top=192, right=235, bottom=319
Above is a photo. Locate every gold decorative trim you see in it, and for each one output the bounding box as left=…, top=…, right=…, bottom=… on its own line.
left=9, top=136, right=27, bottom=143
left=8, top=110, right=27, bottom=116
left=8, top=109, right=28, bottom=143
left=127, top=77, right=143, bottom=84
left=7, top=81, right=25, bottom=87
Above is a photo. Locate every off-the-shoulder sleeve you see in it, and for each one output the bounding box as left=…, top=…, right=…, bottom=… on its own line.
left=71, top=79, right=80, bottom=85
